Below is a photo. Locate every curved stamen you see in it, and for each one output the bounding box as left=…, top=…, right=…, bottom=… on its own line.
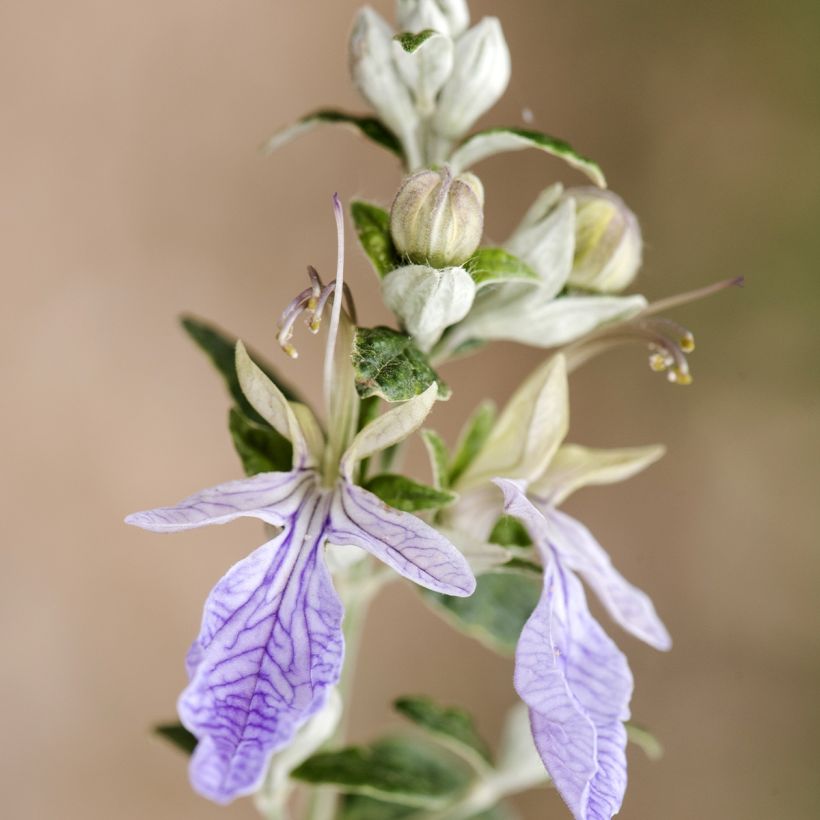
left=324, top=193, right=346, bottom=422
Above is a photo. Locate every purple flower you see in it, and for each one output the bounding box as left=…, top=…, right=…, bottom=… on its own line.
left=126, top=198, right=475, bottom=804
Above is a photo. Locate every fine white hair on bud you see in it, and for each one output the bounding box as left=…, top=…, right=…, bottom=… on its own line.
left=565, top=188, right=643, bottom=293
left=432, top=17, right=511, bottom=140
left=349, top=7, right=422, bottom=168
left=390, top=166, right=485, bottom=268
left=392, top=30, right=455, bottom=117
left=396, top=0, right=470, bottom=38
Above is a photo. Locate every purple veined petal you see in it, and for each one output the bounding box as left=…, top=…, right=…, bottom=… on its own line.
left=517, top=557, right=633, bottom=820
left=546, top=509, right=672, bottom=652
left=178, top=488, right=344, bottom=804
left=494, top=479, right=671, bottom=652
left=125, top=470, right=315, bottom=533
left=326, top=480, right=476, bottom=597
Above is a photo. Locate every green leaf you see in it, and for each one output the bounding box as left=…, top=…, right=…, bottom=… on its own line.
left=394, top=696, right=492, bottom=764
left=488, top=516, right=533, bottom=548
left=426, top=573, right=542, bottom=654
left=180, top=315, right=302, bottom=425
left=292, top=736, right=471, bottom=808
left=154, top=722, right=197, bottom=755
left=364, top=474, right=456, bottom=512
left=466, top=248, right=540, bottom=289
left=351, top=201, right=401, bottom=278
left=449, top=127, right=606, bottom=188
left=229, top=407, right=292, bottom=475
left=393, top=29, right=437, bottom=53
left=448, top=402, right=496, bottom=486
left=353, top=326, right=451, bottom=403
left=262, top=109, right=403, bottom=159
left=626, top=722, right=664, bottom=761
left=422, top=430, right=450, bottom=490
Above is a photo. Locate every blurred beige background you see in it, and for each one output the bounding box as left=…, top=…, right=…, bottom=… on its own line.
left=1, top=1, right=818, bottom=818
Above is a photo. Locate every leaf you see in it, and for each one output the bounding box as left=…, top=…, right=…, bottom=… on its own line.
left=228, top=408, right=293, bottom=475
left=353, top=326, right=451, bottom=402
left=292, top=736, right=471, bottom=808
left=466, top=248, right=540, bottom=289
left=180, top=315, right=302, bottom=424
left=448, top=402, right=496, bottom=486
left=364, top=474, right=456, bottom=512
left=351, top=201, right=401, bottom=278
left=449, top=128, right=606, bottom=188
left=394, top=696, right=492, bottom=764
left=393, top=29, right=437, bottom=53
left=626, top=722, right=664, bottom=761
left=422, top=429, right=450, bottom=490
left=262, top=108, right=403, bottom=159
left=154, top=722, right=197, bottom=755
left=426, top=573, right=542, bottom=654
left=488, top=515, right=533, bottom=548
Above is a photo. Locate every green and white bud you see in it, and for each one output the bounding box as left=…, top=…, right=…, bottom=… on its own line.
left=396, top=0, right=470, bottom=38
left=382, top=263, right=476, bottom=352
left=432, top=17, right=511, bottom=140
left=349, top=7, right=421, bottom=168
left=566, top=187, right=643, bottom=293
left=390, top=166, right=484, bottom=268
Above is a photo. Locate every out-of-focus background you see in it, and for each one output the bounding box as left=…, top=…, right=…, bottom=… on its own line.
left=2, top=0, right=817, bottom=818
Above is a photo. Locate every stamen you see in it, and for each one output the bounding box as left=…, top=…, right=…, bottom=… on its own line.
left=323, top=193, right=345, bottom=422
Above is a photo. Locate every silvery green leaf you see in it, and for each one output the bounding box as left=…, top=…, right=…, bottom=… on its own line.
left=155, top=722, right=197, bottom=755
left=181, top=315, right=302, bottom=420
left=488, top=515, right=532, bottom=548
left=448, top=400, right=496, bottom=486
left=433, top=18, right=511, bottom=140
left=393, top=29, right=454, bottom=116
left=292, top=736, right=471, bottom=808
left=425, top=572, right=541, bottom=654
left=382, top=264, right=476, bottom=352
left=363, top=473, right=456, bottom=512
left=350, top=8, right=422, bottom=168
left=261, top=108, right=404, bottom=159
left=353, top=326, right=451, bottom=402
left=466, top=248, right=540, bottom=289
left=351, top=200, right=401, bottom=278
left=394, top=695, right=492, bottom=764
left=397, top=0, right=470, bottom=38
left=505, top=198, right=576, bottom=298
left=421, top=429, right=450, bottom=489
left=450, top=292, right=648, bottom=350
left=228, top=408, right=293, bottom=476
left=449, top=128, right=606, bottom=188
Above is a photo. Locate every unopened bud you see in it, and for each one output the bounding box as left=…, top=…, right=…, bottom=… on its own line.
left=432, top=17, right=510, bottom=140
left=566, top=188, right=642, bottom=293
left=396, top=0, right=470, bottom=38
left=390, top=167, right=484, bottom=267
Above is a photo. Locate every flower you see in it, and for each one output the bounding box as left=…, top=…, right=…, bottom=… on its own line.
left=434, top=184, right=647, bottom=358
left=126, top=197, right=475, bottom=804
left=441, top=354, right=670, bottom=819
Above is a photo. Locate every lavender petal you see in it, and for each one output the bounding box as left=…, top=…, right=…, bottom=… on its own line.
left=327, top=480, right=476, bottom=596
left=518, top=559, right=633, bottom=820
left=125, top=470, right=315, bottom=533
left=547, top=509, right=672, bottom=652
left=179, top=490, right=344, bottom=804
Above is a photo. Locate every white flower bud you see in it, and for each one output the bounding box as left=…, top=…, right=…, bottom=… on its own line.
left=432, top=17, right=511, bottom=140
left=390, top=167, right=484, bottom=268
left=382, top=264, right=477, bottom=352
left=396, top=0, right=470, bottom=38
left=349, top=8, right=421, bottom=168
left=392, top=30, right=454, bottom=117
left=566, top=188, right=643, bottom=293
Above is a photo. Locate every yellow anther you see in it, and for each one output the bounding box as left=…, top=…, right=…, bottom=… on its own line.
left=668, top=368, right=692, bottom=385
left=680, top=334, right=695, bottom=353
left=649, top=353, right=668, bottom=372
left=283, top=343, right=299, bottom=359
